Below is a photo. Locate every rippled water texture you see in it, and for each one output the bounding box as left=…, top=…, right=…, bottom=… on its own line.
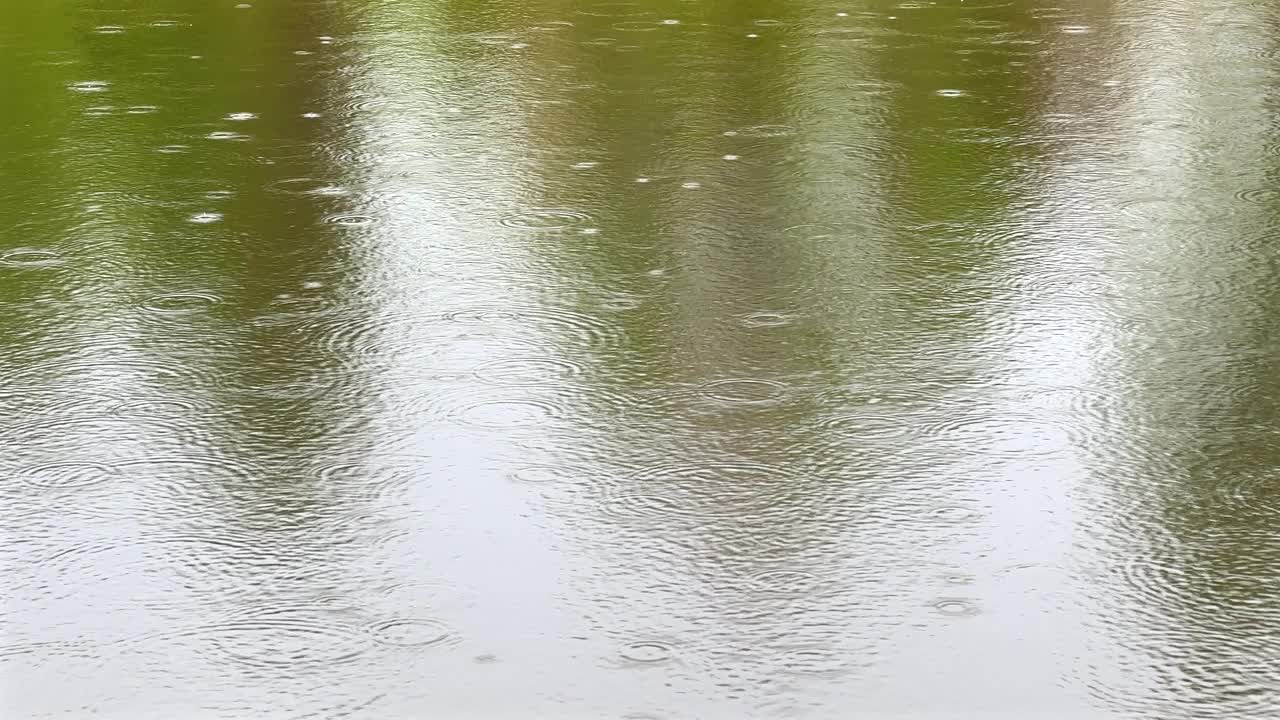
left=4, top=0, right=1280, bottom=717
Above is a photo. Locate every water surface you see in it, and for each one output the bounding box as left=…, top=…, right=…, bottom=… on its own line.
left=4, top=0, right=1280, bottom=717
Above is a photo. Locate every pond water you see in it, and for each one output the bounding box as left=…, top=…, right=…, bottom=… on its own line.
left=3, top=0, right=1280, bottom=718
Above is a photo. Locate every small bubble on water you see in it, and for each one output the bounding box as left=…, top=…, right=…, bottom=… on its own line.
left=295, top=50, right=313, bottom=56
left=723, top=130, right=739, bottom=136
left=301, top=281, right=324, bottom=290
left=681, top=181, right=702, bottom=189
left=580, top=228, right=600, bottom=235
left=722, top=154, right=739, bottom=160
left=1061, top=24, right=1091, bottom=33
left=746, top=33, right=759, bottom=38
left=935, top=88, right=967, bottom=97
left=69, top=81, right=109, bottom=93
left=95, top=25, right=126, bottom=34
left=317, top=36, right=334, bottom=41
left=236, top=3, right=252, bottom=8
left=188, top=212, right=223, bottom=224
left=661, top=19, right=680, bottom=25
left=634, top=177, right=651, bottom=183
left=510, top=42, right=529, bottom=49
left=572, top=161, right=599, bottom=170
left=302, top=112, right=321, bottom=118
left=836, top=11, right=848, bottom=16
left=226, top=112, right=257, bottom=121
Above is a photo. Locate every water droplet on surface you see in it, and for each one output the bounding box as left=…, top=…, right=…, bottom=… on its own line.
left=266, top=178, right=349, bottom=196
left=740, top=312, right=793, bottom=328
left=69, top=81, right=109, bottom=93
left=323, top=214, right=374, bottom=227
left=933, top=599, right=979, bottom=617
left=620, top=641, right=674, bottom=664
left=368, top=618, right=451, bottom=648
left=509, top=466, right=568, bottom=484
left=929, top=506, right=979, bottom=522
left=142, top=291, right=221, bottom=314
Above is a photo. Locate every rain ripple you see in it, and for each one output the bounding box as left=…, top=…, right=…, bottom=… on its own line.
left=498, top=207, right=595, bottom=231
left=473, top=356, right=584, bottom=386
left=36, top=532, right=270, bottom=609
left=150, top=608, right=376, bottom=670
left=1, top=248, right=65, bottom=267
left=600, top=460, right=797, bottom=524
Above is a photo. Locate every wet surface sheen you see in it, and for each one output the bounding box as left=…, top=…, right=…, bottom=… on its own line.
left=3, top=0, right=1280, bottom=718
